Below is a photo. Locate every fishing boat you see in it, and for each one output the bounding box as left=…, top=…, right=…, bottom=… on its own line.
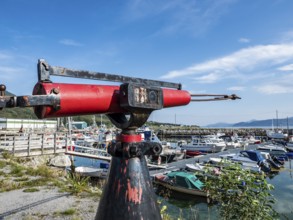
left=154, top=171, right=207, bottom=197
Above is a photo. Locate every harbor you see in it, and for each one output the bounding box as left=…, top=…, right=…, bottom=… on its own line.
left=1, top=123, right=293, bottom=219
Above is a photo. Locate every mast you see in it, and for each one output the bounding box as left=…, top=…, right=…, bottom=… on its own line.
left=276, top=110, right=279, bottom=130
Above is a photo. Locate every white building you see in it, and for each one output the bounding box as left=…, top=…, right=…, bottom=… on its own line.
left=0, top=118, right=57, bottom=130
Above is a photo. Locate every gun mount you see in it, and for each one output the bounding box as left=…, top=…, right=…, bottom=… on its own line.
left=0, top=59, right=240, bottom=220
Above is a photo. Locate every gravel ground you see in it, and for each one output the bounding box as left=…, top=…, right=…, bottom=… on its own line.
left=0, top=186, right=100, bottom=220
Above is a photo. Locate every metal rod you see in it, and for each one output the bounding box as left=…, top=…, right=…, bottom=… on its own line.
left=190, top=94, right=241, bottom=102
left=0, top=95, right=60, bottom=109
left=38, top=59, right=181, bottom=90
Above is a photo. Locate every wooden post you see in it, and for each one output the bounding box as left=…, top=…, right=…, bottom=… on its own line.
left=28, top=134, right=31, bottom=156
left=41, top=133, right=44, bottom=155
left=65, top=133, right=68, bottom=153
left=12, top=135, right=16, bottom=156
left=54, top=133, right=57, bottom=154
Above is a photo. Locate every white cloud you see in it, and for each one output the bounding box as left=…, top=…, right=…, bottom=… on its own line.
left=257, top=85, right=293, bottom=94
left=227, top=86, right=245, bottom=91
left=257, top=73, right=293, bottom=94
left=278, top=64, right=293, bottom=71
left=161, top=43, right=293, bottom=82
left=125, top=0, right=237, bottom=36
left=193, top=72, right=220, bottom=84
left=238, top=38, right=250, bottom=43
left=59, top=39, right=83, bottom=47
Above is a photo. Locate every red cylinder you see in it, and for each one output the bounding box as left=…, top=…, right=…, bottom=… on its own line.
left=33, top=82, right=191, bottom=119
left=162, top=88, right=191, bottom=108
left=33, top=82, right=123, bottom=118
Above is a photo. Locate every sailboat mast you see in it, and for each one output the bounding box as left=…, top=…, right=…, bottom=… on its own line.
left=276, top=110, right=279, bottom=130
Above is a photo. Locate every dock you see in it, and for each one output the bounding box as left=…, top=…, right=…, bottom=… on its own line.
left=149, top=145, right=255, bottom=176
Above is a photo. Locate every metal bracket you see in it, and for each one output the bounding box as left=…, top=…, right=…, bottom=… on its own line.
left=37, top=59, right=181, bottom=90
left=106, top=111, right=151, bottom=130
left=108, top=141, right=162, bottom=158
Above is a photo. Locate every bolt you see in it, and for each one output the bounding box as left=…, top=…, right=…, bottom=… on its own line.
left=52, top=88, right=60, bottom=94
left=0, top=84, right=6, bottom=96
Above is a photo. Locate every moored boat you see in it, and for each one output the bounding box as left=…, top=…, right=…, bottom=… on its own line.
left=74, top=166, right=108, bottom=178
left=154, top=171, right=207, bottom=197
left=180, top=136, right=226, bottom=154
left=220, top=150, right=271, bottom=172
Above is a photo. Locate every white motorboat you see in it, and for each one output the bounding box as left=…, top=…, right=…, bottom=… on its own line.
left=181, top=136, right=226, bottom=153
left=185, top=163, right=205, bottom=172
left=266, top=130, right=287, bottom=139
left=256, top=143, right=287, bottom=156
left=220, top=150, right=271, bottom=172
left=74, top=166, right=108, bottom=178
left=285, top=142, right=293, bottom=152
left=209, top=157, right=261, bottom=173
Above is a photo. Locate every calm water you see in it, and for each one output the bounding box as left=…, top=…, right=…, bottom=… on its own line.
left=73, top=156, right=293, bottom=219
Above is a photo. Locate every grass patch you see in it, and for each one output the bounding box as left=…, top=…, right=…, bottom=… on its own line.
left=26, top=165, right=56, bottom=178
left=65, top=173, right=91, bottom=195
left=23, top=177, right=53, bottom=187
left=1, top=151, right=13, bottom=160
left=15, top=176, right=30, bottom=182
left=54, top=208, right=77, bottom=216
left=0, top=160, right=7, bottom=168
left=23, top=187, right=40, bottom=193
left=60, top=208, right=76, bottom=215
left=0, top=179, right=22, bottom=192
left=10, top=164, right=26, bottom=177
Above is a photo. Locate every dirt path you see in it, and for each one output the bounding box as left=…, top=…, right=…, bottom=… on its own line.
left=0, top=187, right=100, bottom=220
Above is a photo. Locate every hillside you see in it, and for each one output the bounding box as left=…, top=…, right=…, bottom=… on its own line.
left=206, top=117, right=293, bottom=128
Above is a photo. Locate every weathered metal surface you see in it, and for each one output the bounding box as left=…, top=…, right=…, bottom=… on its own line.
left=108, top=139, right=162, bottom=158
left=96, top=142, right=162, bottom=220
left=0, top=95, right=60, bottom=109
left=107, top=112, right=151, bottom=130
left=38, top=59, right=181, bottom=89
left=120, top=83, right=164, bottom=110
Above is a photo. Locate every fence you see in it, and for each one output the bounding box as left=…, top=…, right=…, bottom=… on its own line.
left=0, top=132, right=68, bottom=157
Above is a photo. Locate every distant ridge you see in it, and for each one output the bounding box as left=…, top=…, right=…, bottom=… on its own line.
left=206, top=117, right=293, bottom=128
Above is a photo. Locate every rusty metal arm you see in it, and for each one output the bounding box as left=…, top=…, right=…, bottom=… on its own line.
left=190, top=94, right=241, bottom=102
left=0, top=95, right=60, bottom=109
left=38, top=59, right=182, bottom=90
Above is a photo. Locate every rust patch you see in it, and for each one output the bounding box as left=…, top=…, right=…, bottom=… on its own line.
left=116, top=179, right=121, bottom=198
left=22, top=96, right=30, bottom=105
left=125, top=179, right=142, bottom=204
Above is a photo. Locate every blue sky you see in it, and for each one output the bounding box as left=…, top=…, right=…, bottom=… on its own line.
left=1, top=0, right=293, bottom=126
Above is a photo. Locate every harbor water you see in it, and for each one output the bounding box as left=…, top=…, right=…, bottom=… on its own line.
left=73, top=156, right=293, bottom=219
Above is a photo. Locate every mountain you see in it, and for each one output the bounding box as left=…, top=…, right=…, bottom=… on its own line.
left=206, top=117, right=293, bottom=128
left=205, top=122, right=234, bottom=128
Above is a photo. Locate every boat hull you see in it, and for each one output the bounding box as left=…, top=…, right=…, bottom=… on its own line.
left=154, top=178, right=207, bottom=197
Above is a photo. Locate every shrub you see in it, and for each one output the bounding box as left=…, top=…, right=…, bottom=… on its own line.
left=204, top=160, right=278, bottom=220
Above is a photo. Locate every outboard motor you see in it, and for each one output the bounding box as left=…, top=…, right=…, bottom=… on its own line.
left=266, top=158, right=281, bottom=170
left=258, top=160, right=271, bottom=173
left=271, top=155, right=285, bottom=166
